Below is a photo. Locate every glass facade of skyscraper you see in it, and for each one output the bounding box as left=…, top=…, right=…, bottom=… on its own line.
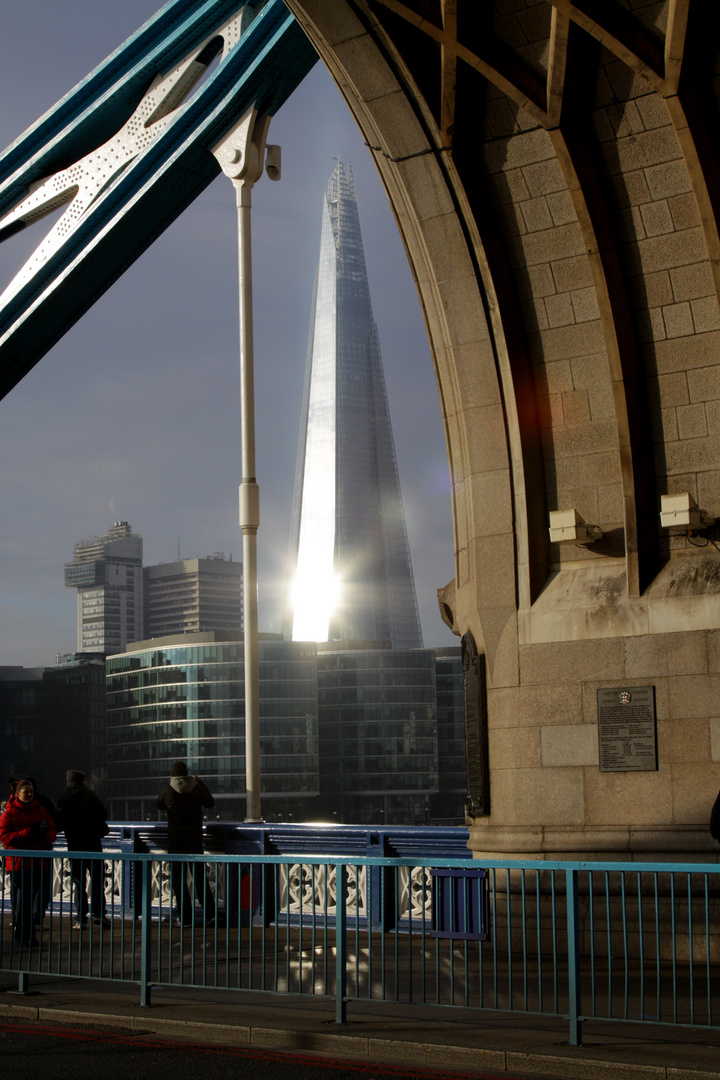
left=316, top=647, right=439, bottom=825
left=103, top=635, right=465, bottom=825
left=105, top=635, right=319, bottom=821
left=285, top=162, right=423, bottom=649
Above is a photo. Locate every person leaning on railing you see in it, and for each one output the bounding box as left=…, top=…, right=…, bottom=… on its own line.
left=156, top=761, right=215, bottom=926
left=0, top=777, right=57, bottom=944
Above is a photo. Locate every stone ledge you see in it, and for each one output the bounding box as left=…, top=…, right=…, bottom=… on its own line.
left=468, top=824, right=720, bottom=859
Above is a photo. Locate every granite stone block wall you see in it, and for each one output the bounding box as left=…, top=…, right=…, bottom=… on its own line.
left=287, top=0, right=720, bottom=859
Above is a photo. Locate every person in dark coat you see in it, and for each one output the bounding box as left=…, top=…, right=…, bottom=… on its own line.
left=0, top=778, right=57, bottom=943
left=156, top=762, right=214, bottom=925
left=27, top=778, right=60, bottom=828
left=56, top=770, right=110, bottom=929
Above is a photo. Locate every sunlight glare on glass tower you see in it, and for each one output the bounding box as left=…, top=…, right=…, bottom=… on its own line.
left=285, top=161, right=423, bottom=649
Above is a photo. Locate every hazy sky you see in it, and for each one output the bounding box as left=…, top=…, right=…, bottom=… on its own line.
left=0, top=1, right=457, bottom=666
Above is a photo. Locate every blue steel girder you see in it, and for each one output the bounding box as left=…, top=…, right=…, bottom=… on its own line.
left=0, top=0, right=317, bottom=401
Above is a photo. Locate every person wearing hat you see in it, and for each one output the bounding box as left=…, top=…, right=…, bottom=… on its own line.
left=56, top=770, right=110, bottom=930
left=156, top=762, right=215, bottom=925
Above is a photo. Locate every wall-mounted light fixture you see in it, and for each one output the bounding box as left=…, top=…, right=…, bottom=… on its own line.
left=548, top=509, right=603, bottom=545
left=659, top=492, right=714, bottom=531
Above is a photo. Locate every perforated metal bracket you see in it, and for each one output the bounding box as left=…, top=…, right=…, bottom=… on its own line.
left=0, top=0, right=316, bottom=400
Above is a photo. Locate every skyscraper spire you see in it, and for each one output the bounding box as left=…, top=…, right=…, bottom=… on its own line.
left=284, top=161, right=422, bottom=649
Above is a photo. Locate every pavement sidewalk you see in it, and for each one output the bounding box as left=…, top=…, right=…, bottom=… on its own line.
left=1, top=973, right=719, bottom=1080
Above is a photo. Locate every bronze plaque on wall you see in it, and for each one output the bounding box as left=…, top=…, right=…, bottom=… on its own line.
left=597, top=686, right=657, bottom=772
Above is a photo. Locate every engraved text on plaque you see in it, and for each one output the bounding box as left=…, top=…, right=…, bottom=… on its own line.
left=597, top=686, right=657, bottom=773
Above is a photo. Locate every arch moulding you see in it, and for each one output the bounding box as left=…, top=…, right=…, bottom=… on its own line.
left=284, top=0, right=720, bottom=861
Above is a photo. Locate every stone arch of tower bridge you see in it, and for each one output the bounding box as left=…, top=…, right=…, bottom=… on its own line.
left=2, top=0, right=720, bottom=861
left=285, top=1, right=720, bottom=862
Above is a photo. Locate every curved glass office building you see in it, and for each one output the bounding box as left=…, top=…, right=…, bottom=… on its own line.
left=105, top=633, right=319, bottom=821
left=105, top=634, right=463, bottom=825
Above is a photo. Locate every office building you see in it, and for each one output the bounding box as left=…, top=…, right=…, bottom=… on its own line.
left=0, top=655, right=107, bottom=795
left=99, top=164, right=466, bottom=824
left=104, top=635, right=465, bottom=825
left=42, top=654, right=108, bottom=791
left=105, top=633, right=319, bottom=821
left=64, top=521, right=143, bottom=654
left=315, top=643, right=439, bottom=826
left=284, top=161, right=422, bottom=649
left=0, top=665, right=45, bottom=792
left=143, top=554, right=242, bottom=639
left=278, top=165, right=463, bottom=823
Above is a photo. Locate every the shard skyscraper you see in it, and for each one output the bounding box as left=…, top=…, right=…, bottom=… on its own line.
left=284, top=161, right=422, bottom=649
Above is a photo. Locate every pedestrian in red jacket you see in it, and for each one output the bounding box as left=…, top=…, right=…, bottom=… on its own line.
left=0, top=778, right=57, bottom=943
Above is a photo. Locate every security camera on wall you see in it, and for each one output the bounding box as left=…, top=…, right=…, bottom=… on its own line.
left=659, top=492, right=714, bottom=531
left=548, top=509, right=602, bottom=545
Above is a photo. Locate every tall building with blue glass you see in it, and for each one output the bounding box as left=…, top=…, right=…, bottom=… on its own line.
left=102, top=165, right=465, bottom=826
left=105, top=634, right=319, bottom=821
left=104, top=633, right=465, bottom=825
left=316, top=645, right=438, bottom=825
left=284, top=161, right=422, bottom=650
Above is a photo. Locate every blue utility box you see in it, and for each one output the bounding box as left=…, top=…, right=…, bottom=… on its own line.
left=430, top=867, right=489, bottom=940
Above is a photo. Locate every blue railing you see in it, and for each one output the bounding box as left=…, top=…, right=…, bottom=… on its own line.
left=102, top=821, right=474, bottom=859
left=1, top=844, right=718, bottom=1046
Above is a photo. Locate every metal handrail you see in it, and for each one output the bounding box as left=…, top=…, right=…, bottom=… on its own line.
left=1, top=848, right=718, bottom=1045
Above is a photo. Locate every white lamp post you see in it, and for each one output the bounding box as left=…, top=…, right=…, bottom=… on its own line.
left=212, top=106, right=280, bottom=822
